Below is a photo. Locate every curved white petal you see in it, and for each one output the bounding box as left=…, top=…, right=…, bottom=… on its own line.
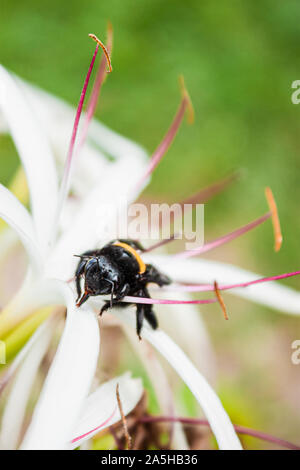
left=69, top=372, right=143, bottom=449
left=114, top=309, right=242, bottom=450
left=46, top=155, right=148, bottom=280
left=0, top=184, right=41, bottom=271
left=151, top=290, right=216, bottom=382
left=0, top=318, right=55, bottom=450
left=0, top=316, right=51, bottom=396
left=146, top=255, right=300, bottom=316
left=18, top=80, right=148, bottom=165
left=123, top=323, right=189, bottom=450
left=21, top=284, right=100, bottom=450
left=17, top=79, right=149, bottom=198
left=0, top=66, right=58, bottom=253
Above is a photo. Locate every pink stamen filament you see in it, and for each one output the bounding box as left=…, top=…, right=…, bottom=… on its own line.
left=146, top=171, right=241, bottom=238
left=56, top=42, right=100, bottom=229
left=120, top=296, right=217, bottom=305
left=139, top=415, right=300, bottom=450
left=182, top=170, right=241, bottom=206
left=143, top=234, right=177, bottom=253
left=135, top=78, right=193, bottom=192
left=78, top=24, right=113, bottom=153
left=159, top=270, right=300, bottom=293
left=175, top=212, right=271, bottom=259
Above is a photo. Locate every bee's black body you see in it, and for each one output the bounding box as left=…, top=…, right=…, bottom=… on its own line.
left=75, top=239, right=171, bottom=338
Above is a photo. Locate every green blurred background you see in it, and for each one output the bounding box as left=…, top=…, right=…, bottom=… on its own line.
left=1, top=0, right=300, bottom=448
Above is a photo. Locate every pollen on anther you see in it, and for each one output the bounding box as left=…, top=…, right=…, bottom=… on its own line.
left=265, top=187, right=282, bottom=252
left=214, top=281, right=229, bottom=320
left=89, top=33, right=112, bottom=73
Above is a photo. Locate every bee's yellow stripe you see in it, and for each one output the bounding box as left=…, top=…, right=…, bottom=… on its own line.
left=113, top=241, right=146, bottom=274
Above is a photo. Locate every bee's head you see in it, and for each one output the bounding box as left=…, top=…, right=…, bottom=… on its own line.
left=84, top=256, right=120, bottom=296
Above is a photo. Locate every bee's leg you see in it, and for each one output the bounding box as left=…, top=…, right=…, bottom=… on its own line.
left=144, top=305, right=158, bottom=330
left=100, top=301, right=113, bottom=316
left=140, top=286, right=158, bottom=330
left=136, top=303, right=144, bottom=340
left=134, top=287, right=158, bottom=339
left=142, top=264, right=171, bottom=287
left=99, top=283, right=130, bottom=316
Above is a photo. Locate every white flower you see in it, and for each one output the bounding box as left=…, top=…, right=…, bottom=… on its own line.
left=0, top=39, right=299, bottom=450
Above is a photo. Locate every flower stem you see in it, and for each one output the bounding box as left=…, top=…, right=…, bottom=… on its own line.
left=139, top=415, right=300, bottom=450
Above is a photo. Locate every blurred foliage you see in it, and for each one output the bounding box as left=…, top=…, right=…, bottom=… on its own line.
left=0, top=0, right=300, bottom=448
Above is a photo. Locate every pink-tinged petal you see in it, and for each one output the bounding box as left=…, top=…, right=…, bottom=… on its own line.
left=71, top=407, right=117, bottom=445
left=56, top=42, right=100, bottom=229
left=21, top=284, right=100, bottom=450
left=0, top=66, right=58, bottom=253
left=175, top=212, right=271, bottom=259
left=146, top=255, right=300, bottom=316
left=114, top=309, right=242, bottom=450
left=135, top=77, right=194, bottom=192
left=0, top=184, right=41, bottom=272
left=69, top=372, right=143, bottom=449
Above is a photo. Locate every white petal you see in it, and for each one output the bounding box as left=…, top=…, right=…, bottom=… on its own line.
left=0, top=317, right=51, bottom=395
left=21, top=285, right=100, bottom=450
left=0, top=66, right=58, bottom=253
left=69, top=372, right=143, bottom=449
left=146, top=255, right=300, bottom=316
left=0, top=184, right=41, bottom=272
left=18, top=80, right=148, bottom=166
left=46, top=156, right=148, bottom=280
left=114, top=309, right=242, bottom=450
left=17, top=79, right=149, bottom=200
left=151, top=290, right=216, bottom=382
left=122, top=323, right=189, bottom=450
left=0, top=318, right=55, bottom=450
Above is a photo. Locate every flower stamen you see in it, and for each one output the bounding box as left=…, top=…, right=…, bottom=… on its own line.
left=265, top=186, right=282, bottom=252
left=214, top=281, right=229, bottom=320
left=139, top=415, right=300, bottom=450
left=135, top=76, right=194, bottom=191
left=89, top=33, right=112, bottom=73
left=162, top=270, right=300, bottom=293
left=54, top=37, right=100, bottom=234
left=78, top=23, right=113, bottom=152
left=175, top=212, right=271, bottom=259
